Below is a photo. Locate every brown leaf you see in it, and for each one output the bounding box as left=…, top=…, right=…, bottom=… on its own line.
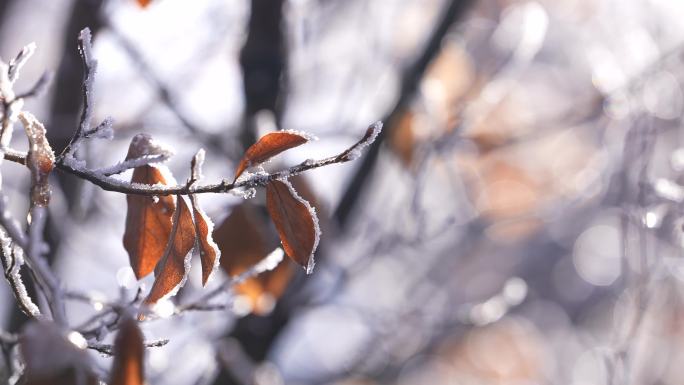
left=234, top=131, right=310, bottom=180
left=19, top=112, right=54, bottom=207
left=123, top=134, right=176, bottom=279
left=123, top=165, right=175, bottom=279
left=214, top=203, right=293, bottom=315
left=266, top=179, right=320, bottom=273
left=20, top=322, right=97, bottom=385
left=191, top=196, right=220, bottom=286
left=145, top=196, right=196, bottom=304
left=110, top=317, right=145, bottom=385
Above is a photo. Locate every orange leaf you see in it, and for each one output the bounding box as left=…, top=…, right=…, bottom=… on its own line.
left=266, top=179, right=320, bottom=273
left=123, top=135, right=176, bottom=279
left=214, top=203, right=293, bottom=315
left=136, top=0, right=152, bottom=8
left=145, top=196, right=196, bottom=304
left=191, top=197, right=220, bottom=286
left=234, top=131, right=311, bottom=180
left=122, top=165, right=175, bottom=279
left=110, top=317, right=145, bottom=385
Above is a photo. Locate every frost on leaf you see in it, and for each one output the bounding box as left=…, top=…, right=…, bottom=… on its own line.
left=123, top=135, right=176, bottom=279
left=19, top=112, right=54, bottom=207
left=20, top=321, right=98, bottom=385
left=234, top=131, right=312, bottom=181
left=266, top=179, right=320, bottom=274
left=145, top=196, right=196, bottom=305
left=191, top=196, right=220, bottom=286
left=110, top=317, right=145, bottom=385
left=214, top=202, right=293, bottom=315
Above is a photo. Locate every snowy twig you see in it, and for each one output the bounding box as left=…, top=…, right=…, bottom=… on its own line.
left=175, top=248, right=285, bottom=314
left=87, top=338, right=169, bottom=356
left=95, top=153, right=171, bottom=176
left=0, top=121, right=383, bottom=196
left=0, top=227, right=40, bottom=317
left=60, top=28, right=112, bottom=159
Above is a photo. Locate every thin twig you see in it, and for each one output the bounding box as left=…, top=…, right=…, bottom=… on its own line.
left=88, top=338, right=169, bottom=356
left=175, top=248, right=285, bottom=314
left=2, top=122, right=382, bottom=196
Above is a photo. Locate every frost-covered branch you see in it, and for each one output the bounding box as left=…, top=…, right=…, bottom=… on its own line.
left=0, top=228, right=40, bottom=317
left=60, top=28, right=112, bottom=159
left=87, top=338, right=169, bottom=356
left=0, top=121, right=383, bottom=196
left=95, top=153, right=171, bottom=176
left=175, top=248, right=285, bottom=314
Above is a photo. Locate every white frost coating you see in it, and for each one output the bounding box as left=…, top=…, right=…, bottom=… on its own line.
left=128, top=133, right=175, bottom=159
left=153, top=163, right=178, bottom=186
left=95, top=154, right=170, bottom=176
left=0, top=228, right=40, bottom=316
left=230, top=187, right=256, bottom=200
left=254, top=248, right=285, bottom=274
left=8, top=42, right=36, bottom=82
left=193, top=202, right=221, bottom=284
left=191, top=148, right=206, bottom=181
left=344, top=121, right=383, bottom=161
left=232, top=248, right=285, bottom=286
left=153, top=196, right=194, bottom=302
left=279, top=129, right=319, bottom=142
left=89, top=117, right=114, bottom=139
left=62, top=155, right=87, bottom=170
left=279, top=178, right=321, bottom=274
left=232, top=170, right=268, bottom=199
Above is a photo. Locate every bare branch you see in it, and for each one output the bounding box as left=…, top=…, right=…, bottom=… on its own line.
left=0, top=227, right=41, bottom=317
left=175, top=248, right=284, bottom=314
left=95, top=153, right=171, bottom=176
left=60, top=27, right=97, bottom=159
left=87, top=338, right=169, bottom=356
left=0, top=121, right=383, bottom=196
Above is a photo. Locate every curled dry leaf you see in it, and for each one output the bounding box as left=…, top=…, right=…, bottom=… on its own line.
left=266, top=179, right=320, bottom=274
left=214, top=203, right=293, bottom=315
left=110, top=317, right=145, bottom=385
left=18, top=112, right=54, bottom=207
left=123, top=135, right=176, bottom=279
left=191, top=196, right=220, bottom=286
left=145, top=196, right=196, bottom=304
left=234, top=131, right=311, bottom=180
left=20, top=321, right=97, bottom=385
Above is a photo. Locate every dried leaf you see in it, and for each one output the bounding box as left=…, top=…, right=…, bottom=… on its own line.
left=123, top=135, right=176, bottom=279
left=110, top=317, right=145, bottom=385
left=19, top=112, right=54, bottom=207
left=123, top=166, right=175, bottom=279
left=145, top=196, right=196, bottom=304
left=20, top=322, right=97, bottom=385
left=266, top=179, right=320, bottom=273
left=234, top=131, right=311, bottom=180
left=215, top=203, right=293, bottom=315
left=136, top=0, right=152, bottom=7
left=191, top=197, right=220, bottom=286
